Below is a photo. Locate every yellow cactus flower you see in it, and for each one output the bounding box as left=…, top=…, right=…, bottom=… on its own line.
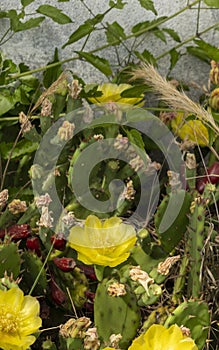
left=171, top=112, right=209, bottom=146
left=87, top=83, right=144, bottom=106
left=0, top=287, right=42, bottom=350
left=128, top=324, right=198, bottom=350
left=68, top=215, right=136, bottom=267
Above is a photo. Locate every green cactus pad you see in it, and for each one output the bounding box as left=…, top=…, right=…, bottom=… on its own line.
left=155, top=189, right=192, bottom=253
left=164, top=300, right=210, bottom=350
left=94, top=278, right=140, bottom=349
left=21, top=251, right=47, bottom=295
left=0, top=242, right=21, bottom=278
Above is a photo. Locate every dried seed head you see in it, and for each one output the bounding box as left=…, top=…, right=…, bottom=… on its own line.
left=180, top=325, right=191, bottom=337
left=129, top=155, right=145, bottom=172
left=109, top=333, right=122, bottom=348
left=157, top=255, right=180, bottom=275
left=114, top=134, right=129, bottom=150
left=62, top=211, right=76, bottom=228
left=167, top=170, right=182, bottom=191
left=107, top=282, right=126, bottom=297
left=37, top=206, right=53, bottom=228
left=93, top=134, right=104, bottom=141
left=8, top=199, right=27, bottom=215
left=19, top=112, right=32, bottom=133
left=41, top=98, right=53, bottom=117
left=68, top=79, right=82, bottom=99
left=130, top=265, right=154, bottom=296
left=185, top=152, right=196, bottom=170
left=35, top=193, right=52, bottom=208
left=60, top=317, right=91, bottom=338
left=57, top=121, right=75, bottom=141
left=120, top=179, right=136, bottom=201
left=0, top=189, right=8, bottom=208
left=131, top=63, right=219, bottom=134
left=84, top=327, right=100, bottom=350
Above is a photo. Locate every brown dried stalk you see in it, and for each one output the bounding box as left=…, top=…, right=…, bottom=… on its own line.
left=131, top=63, right=219, bottom=135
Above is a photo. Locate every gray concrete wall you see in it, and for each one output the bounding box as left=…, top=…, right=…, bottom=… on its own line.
left=0, top=0, right=218, bottom=89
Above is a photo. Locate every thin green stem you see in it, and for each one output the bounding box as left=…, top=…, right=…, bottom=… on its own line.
left=0, top=28, right=15, bottom=46
left=156, top=22, right=219, bottom=60
left=8, top=0, right=202, bottom=80
left=195, top=0, right=201, bottom=35
left=28, top=240, right=54, bottom=296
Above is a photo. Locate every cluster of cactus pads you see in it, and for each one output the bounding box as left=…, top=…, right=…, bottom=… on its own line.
left=0, top=60, right=218, bottom=349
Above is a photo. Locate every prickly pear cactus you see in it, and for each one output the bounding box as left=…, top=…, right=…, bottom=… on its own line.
left=164, top=300, right=210, bottom=350
left=21, top=251, right=47, bottom=294
left=94, top=278, right=140, bottom=349
left=155, top=189, right=192, bottom=253
left=187, top=184, right=215, bottom=298
left=55, top=267, right=88, bottom=309
left=0, top=242, right=21, bottom=278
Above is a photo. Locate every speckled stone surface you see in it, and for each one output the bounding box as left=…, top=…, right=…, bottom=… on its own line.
left=0, top=0, right=218, bottom=89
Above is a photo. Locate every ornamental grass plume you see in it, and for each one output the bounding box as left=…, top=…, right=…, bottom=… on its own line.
left=0, top=287, right=42, bottom=350
left=128, top=324, right=198, bottom=350
left=68, top=215, right=136, bottom=267
left=87, top=83, right=144, bottom=106
left=131, top=63, right=219, bottom=138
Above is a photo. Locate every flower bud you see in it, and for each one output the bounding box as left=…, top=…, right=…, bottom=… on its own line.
left=53, top=257, right=76, bottom=272
left=209, top=87, right=219, bottom=111
left=8, top=199, right=27, bottom=215
left=210, top=60, right=219, bottom=85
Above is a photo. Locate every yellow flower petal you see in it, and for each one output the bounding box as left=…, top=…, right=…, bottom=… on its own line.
left=88, top=83, right=144, bottom=106
left=68, top=215, right=136, bottom=267
left=171, top=112, right=209, bottom=146
left=0, top=287, right=23, bottom=313
left=128, top=324, right=198, bottom=350
left=0, top=287, right=42, bottom=350
left=103, top=216, right=122, bottom=228
left=85, top=214, right=102, bottom=229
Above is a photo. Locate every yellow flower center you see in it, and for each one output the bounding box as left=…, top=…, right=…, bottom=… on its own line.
left=0, top=307, right=19, bottom=333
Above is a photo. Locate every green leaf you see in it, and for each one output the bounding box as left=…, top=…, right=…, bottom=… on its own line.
left=76, top=51, right=112, bottom=76
left=109, top=0, right=127, bottom=9
left=193, top=39, right=219, bottom=61
left=169, top=48, right=180, bottom=71
left=125, top=128, right=145, bottom=150
left=106, top=21, right=126, bottom=45
left=132, top=17, right=167, bottom=36
left=36, top=5, right=72, bottom=24
left=0, top=11, right=7, bottom=18
left=62, top=21, right=94, bottom=48
left=204, top=0, right=219, bottom=7
left=187, top=46, right=210, bottom=63
left=0, top=94, right=15, bottom=116
left=21, top=0, right=35, bottom=7
left=0, top=139, right=39, bottom=159
left=120, top=85, right=147, bottom=98
left=18, top=17, right=45, bottom=31
left=163, top=28, right=181, bottom=42
left=7, top=10, right=22, bottom=32
left=7, top=9, right=44, bottom=32
left=137, top=0, right=157, bottom=14
left=153, top=29, right=166, bottom=42
left=134, top=49, right=157, bottom=65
